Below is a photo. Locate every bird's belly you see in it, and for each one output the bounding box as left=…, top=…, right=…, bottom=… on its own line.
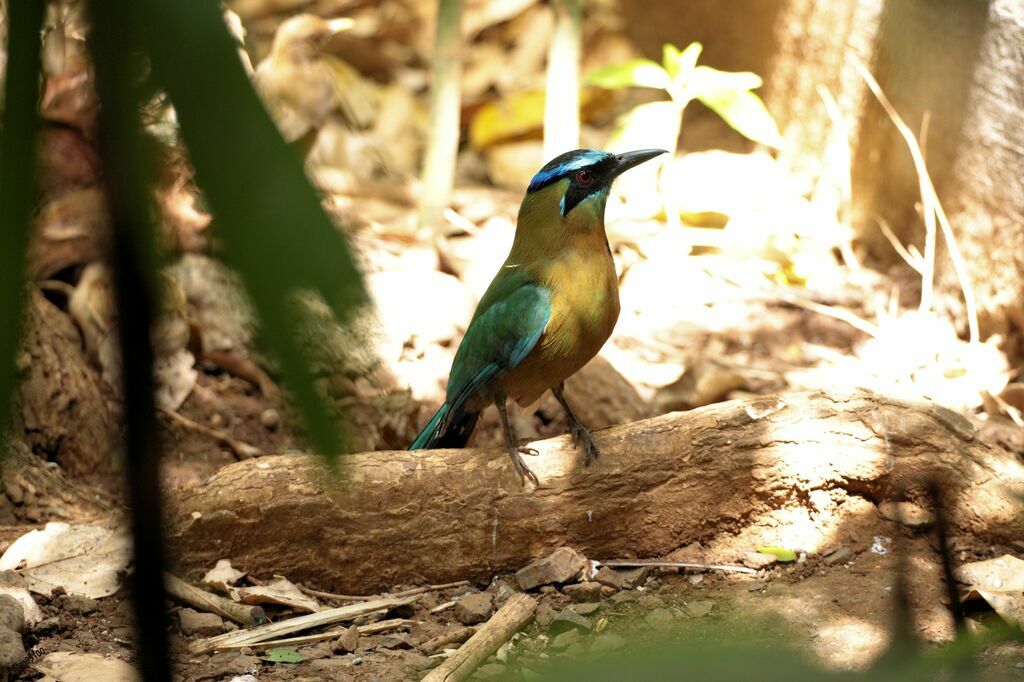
left=500, top=270, right=619, bottom=406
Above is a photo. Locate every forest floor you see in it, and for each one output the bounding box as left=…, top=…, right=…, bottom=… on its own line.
left=9, top=182, right=1024, bottom=681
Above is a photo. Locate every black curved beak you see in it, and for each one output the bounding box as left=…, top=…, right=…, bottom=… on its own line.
left=610, top=148, right=669, bottom=179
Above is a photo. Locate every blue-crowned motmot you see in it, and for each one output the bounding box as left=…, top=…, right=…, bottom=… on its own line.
left=410, top=148, right=667, bottom=484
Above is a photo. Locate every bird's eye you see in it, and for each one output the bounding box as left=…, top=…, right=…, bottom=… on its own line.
left=575, top=170, right=593, bottom=186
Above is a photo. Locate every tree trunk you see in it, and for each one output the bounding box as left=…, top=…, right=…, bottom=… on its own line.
left=17, top=289, right=120, bottom=477
left=417, top=0, right=464, bottom=233
left=167, top=390, right=1024, bottom=593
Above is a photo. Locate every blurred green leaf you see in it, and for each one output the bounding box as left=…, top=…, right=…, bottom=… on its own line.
left=688, top=65, right=763, bottom=98
left=133, top=0, right=367, bottom=457
left=261, top=647, right=307, bottom=663
left=697, top=87, right=785, bottom=149
left=586, top=59, right=670, bottom=90
left=0, top=0, right=45, bottom=436
left=662, top=43, right=681, bottom=71
left=757, top=546, right=798, bottom=562
left=664, top=41, right=702, bottom=83
left=607, top=100, right=682, bottom=153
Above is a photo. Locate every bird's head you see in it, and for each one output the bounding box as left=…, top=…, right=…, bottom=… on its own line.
left=524, top=148, right=667, bottom=221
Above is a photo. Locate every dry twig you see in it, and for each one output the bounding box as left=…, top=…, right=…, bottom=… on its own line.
left=599, top=559, right=757, bottom=575
left=165, top=572, right=267, bottom=626
left=858, top=64, right=979, bottom=343
left=189, top=596, right=414, bottom=654
left=159, top=407, right=263, bottom=460
left=422, top=593, right=537, bottom=682
left=299, top=580, right=470, bottom=603
left=209, top=618, right=414, bottom=651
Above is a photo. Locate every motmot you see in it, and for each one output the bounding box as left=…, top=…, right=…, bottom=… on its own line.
left=410, top=148, right=667, bottom=484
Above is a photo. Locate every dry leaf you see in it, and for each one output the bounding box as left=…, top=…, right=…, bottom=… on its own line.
left=957, top=554, right=1024, bottom=627
left=200, top=559, right=247, bottom=593
left=34, top=652, right=139, bottom=682
left=0, top=523, right=130, bottom=598
left=235, top=576, right=320, bottom=613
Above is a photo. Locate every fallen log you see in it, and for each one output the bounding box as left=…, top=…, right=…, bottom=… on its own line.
left=167, top=390, right=1024, bottom=593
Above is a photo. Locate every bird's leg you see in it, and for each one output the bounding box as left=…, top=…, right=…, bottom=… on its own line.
left=552, top=383, right=599, bottom=465
left=495, top=396, right=539, bottom=486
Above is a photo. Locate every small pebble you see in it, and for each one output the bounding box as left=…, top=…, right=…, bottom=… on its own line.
left=823, top=547, right=854, bottom=565
left=260, top=408, right=280, bottom=431
left=570, top=602, right=601, bottom=616
left=645, top=608, right=674, bottom=633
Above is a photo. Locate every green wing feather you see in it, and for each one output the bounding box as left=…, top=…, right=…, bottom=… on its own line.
left=409, top=269, right=550, bottom=449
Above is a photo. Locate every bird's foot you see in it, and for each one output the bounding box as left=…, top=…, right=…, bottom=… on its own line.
left=508, top=446, right=540, bottom=486
left=569, top=423, right=599, bottom=465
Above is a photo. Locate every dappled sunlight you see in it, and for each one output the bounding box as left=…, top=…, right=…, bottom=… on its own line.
left=812, top=618, right=889, bottom=669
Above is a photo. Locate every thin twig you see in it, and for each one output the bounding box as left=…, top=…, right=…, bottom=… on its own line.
left=390, top=580, right=471, bottom=598
left=599, top=560, right=757, bottom=575
left=299, top=580, right=470, bottom=603
left=431, top=600, right=457, bottom=614
left=210, top=618, right=414, bottom=651
left=776, top=291, right=880, bottom=338
left=874, top=217, right=923, bottom=274
left=815, top=84, right=860, bottom=270
left=858, top=64, right=979, bottom=343
left=159, top=407, right=262, bottom=459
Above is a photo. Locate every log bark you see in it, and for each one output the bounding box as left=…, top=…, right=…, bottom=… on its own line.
left=167, top=390, right=1024, bottom=594
left=0, top=438, right=111, bottom=525
left=17, top=289, right=119, bottom=477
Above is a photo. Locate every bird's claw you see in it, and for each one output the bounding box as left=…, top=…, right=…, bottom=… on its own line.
left=570, top=423, right=599, bottom=466
left=508, top=447, right=540, bottom=486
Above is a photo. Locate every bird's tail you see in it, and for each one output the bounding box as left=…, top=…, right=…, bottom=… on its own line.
left=409, top=403, right=480, bottom=450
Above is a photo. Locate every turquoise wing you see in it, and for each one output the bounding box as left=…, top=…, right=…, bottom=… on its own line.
left=445, top=277, right=551, bottom=411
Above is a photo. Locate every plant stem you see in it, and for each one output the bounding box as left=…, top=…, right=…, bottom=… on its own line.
left=0, top=0, right=45, bottom=434
left=85, top=1, right=171, bottom=679
left=543, top=0, right=582, bottom=161
left=418, top=0, right=464, bottom=234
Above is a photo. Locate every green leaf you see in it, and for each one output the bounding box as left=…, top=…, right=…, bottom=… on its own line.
left=687, top=65, right=763, bottom=98
left=662, top=43, right=680, bottom=75
left=756, top=546, right=798, bottom=562
left=664, top=41, right=702, bottom=82
left=697, top=88, right=785, bottom=149
left=0, top=0, right=45, bottom=439
left=133, top=0, right=368, bottom=458
left=607, top=100, right=682, bottom=153
left=261, top=647, right=307, bottom=664
left=586, top=59, right=670, bottom=90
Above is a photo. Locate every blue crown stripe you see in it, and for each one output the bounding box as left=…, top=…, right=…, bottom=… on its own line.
left=528, top=149, right=611, bottom=191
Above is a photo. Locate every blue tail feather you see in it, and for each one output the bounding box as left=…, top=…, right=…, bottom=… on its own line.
left=409, top=404, right=448, bottom=450
left=409, top=403, right=480, bottom=450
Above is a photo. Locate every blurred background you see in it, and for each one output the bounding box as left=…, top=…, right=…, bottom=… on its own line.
left=1, top=0, right=1024, bottom=679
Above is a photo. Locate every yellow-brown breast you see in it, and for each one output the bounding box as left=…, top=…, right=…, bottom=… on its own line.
left=495, top=187, right=620, bottom=405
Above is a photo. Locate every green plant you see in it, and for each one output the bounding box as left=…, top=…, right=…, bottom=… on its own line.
left=587, top=42, right=784, bottom=152
left=1, top=1, right=368, bottom=677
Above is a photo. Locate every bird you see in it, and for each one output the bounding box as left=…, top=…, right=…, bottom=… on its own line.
left=410, top=148, right=667, bottom=484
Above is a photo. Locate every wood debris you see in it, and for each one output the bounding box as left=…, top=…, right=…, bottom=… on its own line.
left=189, top=596, right=414, bottom=654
